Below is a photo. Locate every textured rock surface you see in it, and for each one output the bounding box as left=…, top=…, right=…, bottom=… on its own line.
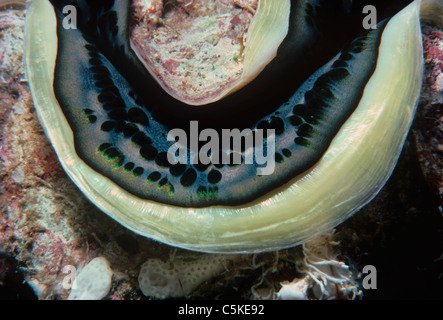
left=413, top=25, right=443, bottom=207
left=131, top=0, right=256, bottom=103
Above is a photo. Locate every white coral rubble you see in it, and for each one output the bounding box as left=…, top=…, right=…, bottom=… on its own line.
left=67, top=257, right=113, bottom=300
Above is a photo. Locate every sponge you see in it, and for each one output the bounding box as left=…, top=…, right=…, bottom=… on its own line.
left=138, top=255, right=230, bottom=299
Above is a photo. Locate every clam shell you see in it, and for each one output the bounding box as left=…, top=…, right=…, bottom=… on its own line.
left=25, top=0, right=424, bottom=253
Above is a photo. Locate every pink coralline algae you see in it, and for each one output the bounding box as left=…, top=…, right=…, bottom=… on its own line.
left=414, top=25, right=443, bottom=207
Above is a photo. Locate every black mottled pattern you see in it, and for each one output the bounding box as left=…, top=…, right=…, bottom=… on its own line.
left=49, top=0, right=396, bottom=207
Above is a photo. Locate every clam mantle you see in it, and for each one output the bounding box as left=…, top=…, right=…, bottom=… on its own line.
left=25, top=0, right=423, bottom=253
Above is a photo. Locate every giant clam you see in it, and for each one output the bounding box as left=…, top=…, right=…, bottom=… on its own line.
left=25, top=0, right=425, bottom=253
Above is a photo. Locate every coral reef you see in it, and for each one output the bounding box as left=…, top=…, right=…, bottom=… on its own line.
left=413, top=24, right=443, bottom=208
left=0, top=1, right=441, bottom=300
